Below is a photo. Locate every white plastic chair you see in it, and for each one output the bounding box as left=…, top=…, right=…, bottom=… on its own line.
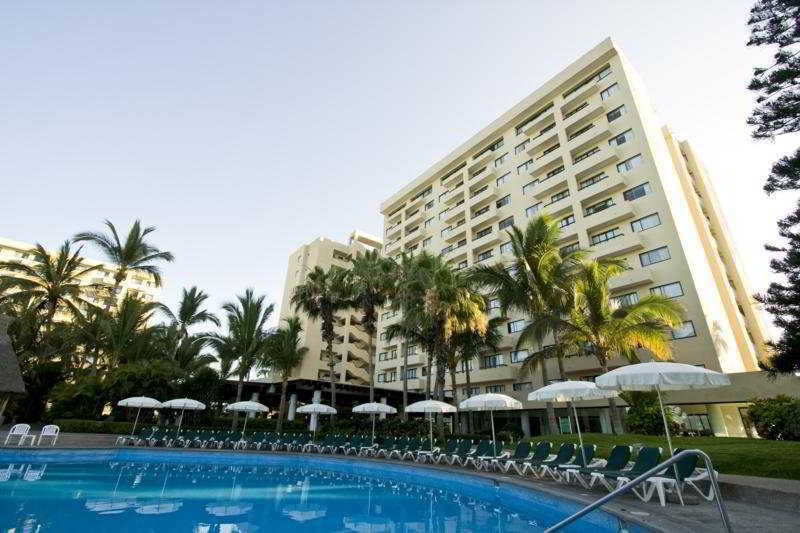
left=23, top=464, right=47, bottom=481
left=37, top=425, right=60, bottom=447
left=3, top=424, right=32, bottom=446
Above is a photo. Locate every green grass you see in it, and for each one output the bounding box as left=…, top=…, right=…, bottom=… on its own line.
left=530, top=433, right=800, bottom=480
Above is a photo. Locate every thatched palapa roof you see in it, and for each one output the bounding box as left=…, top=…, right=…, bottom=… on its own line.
left=0, top=315, right=25, bottom=394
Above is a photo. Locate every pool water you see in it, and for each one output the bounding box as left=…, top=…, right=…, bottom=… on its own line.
left=0, top=450, right=646, bottom=532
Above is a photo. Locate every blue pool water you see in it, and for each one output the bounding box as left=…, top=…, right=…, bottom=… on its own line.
left=0, top=449, right=647, bottom=532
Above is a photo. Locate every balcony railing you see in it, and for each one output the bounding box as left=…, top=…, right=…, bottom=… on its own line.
left=573, top=146, right=600, bottom=164
left=563, top=101, right=589, bottom=120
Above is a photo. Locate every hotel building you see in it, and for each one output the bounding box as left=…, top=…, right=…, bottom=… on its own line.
left=373, top=38, right=775, bottom=437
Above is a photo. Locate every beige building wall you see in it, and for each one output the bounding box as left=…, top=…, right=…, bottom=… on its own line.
left=372, top=38, right=773, bottom=434
left=0, top=236, right=162, bottom=320
left=275, top=231, right=382, bottom=386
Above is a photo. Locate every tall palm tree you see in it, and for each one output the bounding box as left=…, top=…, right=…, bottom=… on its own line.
left=291, top=266, right=350, bottom=414
left=74, top=219, right=174, bottom=312
left=263, top=316, right=308, bottom=432
left=533, top=259, right=684, bottom=433
left=100, top=294, right=162, bottom=367
left=385, top=252, right=417, bottom=417
left=0, top=241, right=101, bottom=331
left=471, top=215, right=584, bottom=434
left=347, top=250, right=394, bottom=402
left=211, top=289, right=274, bottom=429
left=158, top=286, right=220, bottom=340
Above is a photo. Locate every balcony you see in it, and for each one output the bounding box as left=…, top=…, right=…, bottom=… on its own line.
left=469, top=166, right=497, bottom=187
left=469, top=149, right=495, bottom=172
left=555, top=224, right=579, bottom=245
left=472, top=365, right=516, bottom=382
left=576, top=174, right=627, bottom=204
left=526, top=128, right=559, bottom=156
left=609, top=267, right=654, bottom=292
left=568, top=122, right=611, bottom=150
left=590, top=233, right=643, bottom=259
left=561, top=80, right=600, bottom=112
left=384, top=223, right=401, bottom=240
left=573, top=145, right=622, bottom=181
left=403, top=353, right=424, bottom=366
left=540, top=196, right=573, bottom=218
left=530, top=155, right=565, bottom=180
left=443, top=203, right=467, bottom=223
left=531, top=170, right=569, bottom=201
left=404, top=209, right=422, bottom=228
left=468, top=183, right=497, bottom=207
left=472, top=228, right=501, bottom=248
left=563, top=98, right=605, bottom=129
left=521, top=108, right=556, bottom=137
left=444, top=223, right=467, bottom=243
left=441, top=168, right=465, bottom=189
left=443, top=188, right=465, bottom=205
left=405, top=228, right=427, bottom=247
left=470, top=204, right=499, bottom=227
left=534, top=143, right=562, bottom=168
left=583, top=202, right=635, bottom=232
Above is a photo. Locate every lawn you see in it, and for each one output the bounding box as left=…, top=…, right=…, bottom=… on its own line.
left=534, top=433, right=800, bottom=480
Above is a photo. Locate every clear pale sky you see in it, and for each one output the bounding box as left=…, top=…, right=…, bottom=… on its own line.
left=1, top=1, right=794, bottom=337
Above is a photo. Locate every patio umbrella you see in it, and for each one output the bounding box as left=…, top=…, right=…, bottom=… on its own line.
left=353, top=402, right=398, bottom=445
left=528, top=381, right=618, bottom=467
left=161, top=398, right=206, bottom=438
left=296, top=403, right=337, bottom=442
left=224, top=401, right=269, bottom=439
left=596, top=362, right=731, bottom=454
left=117, top=397, right=162, bottom=440
left=405, top=400, right=456, bottom=452
left=459, top=393, right=522, bottom=447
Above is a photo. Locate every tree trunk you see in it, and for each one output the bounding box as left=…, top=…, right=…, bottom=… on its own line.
left=434, top=353, right=447, bottom=440
left=542, top=353, right=558, bottom=435
left=556, top=353, right=566, bottom=380
left=277, top=374, right=288, bottom=433
left=232, top=375, right=244, bottom=430
left=402, top=346, right=409, bottom=420
left=425, top=351, right=433, bottom=400
left=368, top=329, right=375, bottom=403
left=464, top=363, right=473, bottom=433
left=327, top=338, right=337, bottom=418
left=601, top=360, right=623, bottom=434
left=449, top=363, right=459, bottom=430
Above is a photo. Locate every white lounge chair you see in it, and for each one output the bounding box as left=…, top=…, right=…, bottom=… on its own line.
left=37, top=425, right=60, bottom=447
left=23, top=464, right=47, bottom=481
left=3, top=424, right=34, bottom=446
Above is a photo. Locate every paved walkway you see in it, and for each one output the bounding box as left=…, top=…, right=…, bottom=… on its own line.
left=2, top=431, right=799, bottom=532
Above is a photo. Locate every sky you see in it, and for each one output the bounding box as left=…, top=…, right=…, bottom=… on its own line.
left=1, top=1, right=796, bottom=337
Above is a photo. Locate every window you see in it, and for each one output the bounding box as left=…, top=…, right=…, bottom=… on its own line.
left=517, top=159, right=534, bottom=174
left=458, top=360, right=475, bottom=373
left=378, top=352, right=388, bottom=361
left=609, top=129, right=634, bottom=147
left=410, top=185, right=433, bottom=202
left=425, top=200, right=435, bottom=211
left=495, top=152, right=509, bottom=168
left=486, top=384, right=506, bottom=393
left=473, top=205, right=490, bottom=218
left=505, top=265, right=518, bottom=277
left=462, top=386, right=480, bottom=396
left=377, top=373, right=386, bottom=383
left=379, top=331, right=388, bottom=341
left=424, top=217, right=434, bottom=228
left=439, top=210, right=449, bottom=220
left=612, top=291, right=640, bottom=307
left=496, top=194, right=511, bottom=208
left=651, top=281, right=684, bottom=299
left=499, top=216, right=514, bottom=230
left=546, top=165, right=565, bottom=179
left=458, top=260, right=468, bottom=270
left=422, top=237, right=432, bottom=248
left=640, top=246, right=671, bottom=266
left=471, top=184, right=489, bottom=198
left=526, top=203, right=542, bottom=218
left=474, top=227, right=492, bottom=240
left=585, top=198, right=615, bottom=216
left=600, top=83, right=620, bottom=100
left=496, top=172, right=511, bottom=187
left=511, top=350, right=529, bottom=363
left=477, top=249, right=494, bottom=262
left=578, top=172, right=607, bottom=190
left=474, top=138, right=504, bottom=160
left=631, top=213, right=661, bottom=232
left=607, top=104, right=627, bottom=122
left=624, top=182, right=652, bottom=201
left=508, top=319, right=526, bottom=333
left=617, top=154, right=643, bottom=173
left=573, top=146, right=600, bottom=164
left=404, top=368, right=417, bottom=379
left=551, top=189, right=570, bottom=203
left=671, top=321, right=696, bottom=339
left=522, top=180, right=537, bottom=195
left=568, top=123, right=595, bottom=141
left=500, top=241, right=513, bottom=254
left=560, top=242, right=579, bottom=255
left=515, top=103, right=555, bottom=135
left=387, top=370, right=397, bottom=382
left=513, top=382, right=533, bottom=392
left=441, top=226, right=451, bottom=237
left=538, top=143, right=560, bottom=158
left=559, top=214, right=575, bottom=228
left=407, top=344, right=417, bottom=355
left=483, top=354, right=505, bottom=368
left=515, top=139, right=530, bottom=154
left=686, top=414, right=712, bottom=432
left=488, top=297, right=501, bottom=309
left=563, top=64, right=611, bottom=98
left=590, top=227, right=623, bottom=245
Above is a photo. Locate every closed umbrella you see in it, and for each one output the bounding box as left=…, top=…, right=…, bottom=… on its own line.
left=528, top=381, right=618, bottom=467
left=161, top=398, right=206, bottom=438
left=296, top=403, right=337, bottom=443
left=596, top=362, right=731, bottom=455
left=117, top=397, right=162, bottom=440
left=405, top=400, right=456, bottom=452
left=353, top=402, right=398, bottom=445
left=224, top=401, right=269, bottom=439
left=459, top=393, right=522, bottom=447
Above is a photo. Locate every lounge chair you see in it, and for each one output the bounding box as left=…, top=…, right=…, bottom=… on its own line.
left=304, top=434, right=335, bottom=453
left=567, top=445, right=632, bottom=487
left=407, top=439, right=434, bottom=461
left=636, top=449, right=717, bottom=506
left=592, top=446, right=662, bottom=492
left=546, top=444, right=597, bottom=481
left=474, top=441, right=505, bottom=470
left=443, top=439, right=474, bottom=465
left=523, top=442, right=575, bottom=477
left=490, top=441, right=531, bottom=472
left=392, top=437, right=421, bottom=460
left=4, top=424, right=33, bottom=446
left=417, top=439, right=456, bottom=463
left=376, top=436, right=408, bottom=458
left=454, top=440, right=491, bottom=467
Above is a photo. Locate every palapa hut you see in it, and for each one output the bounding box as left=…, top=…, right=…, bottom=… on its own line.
left=0, top=315, right=25, bottom=423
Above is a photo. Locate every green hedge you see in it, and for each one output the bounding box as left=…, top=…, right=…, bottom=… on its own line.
left=746, top=396, right=800, bottom=440
left=55, top=419, right=136, bottom=435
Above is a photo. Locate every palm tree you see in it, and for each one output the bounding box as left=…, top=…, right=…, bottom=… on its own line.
left=385, top=252, right=417, bottom=417
left=470, top=215, right=583, bottom=434
left=100, top=293, right=161, bottom=367
left=347, top=250, right=394, bottom=402
left=533, top=259, right=684, bottom=433
left=291, top=266, right=350, bottom=414
left=211, top=289, right=274, bottom=429
left=0, top=241, right=101, bottom=331
left=158, top=286, right=220, bottom=341
left=263, top=316, right=308, bottom=432
left=73, top=219, right=174, bottom=312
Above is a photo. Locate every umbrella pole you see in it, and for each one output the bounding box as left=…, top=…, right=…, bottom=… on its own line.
left=490, top=410, right=496, bottom=449
left=572, top=402, right=587, bottom=467
left=176, top=408, right=184, bottom=441
left=371, top=414, right=376, bottom=446
left=429, top=414, right=433, bottom=453
left=656, top=385, right=674, bottom=455
left=241, top=414, right=248, bottom=441
left=130, top=407, right=141, bottom=439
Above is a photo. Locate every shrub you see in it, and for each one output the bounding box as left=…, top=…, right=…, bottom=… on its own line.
left=747, top=396, right=800, bottom=441
left=55, top=419, right=135, bottom=435
left=620, top=391, right=680, bottom=436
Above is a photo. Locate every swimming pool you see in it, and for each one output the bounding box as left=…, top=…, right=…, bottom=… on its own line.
left=0, top=449, right=648, bottom=532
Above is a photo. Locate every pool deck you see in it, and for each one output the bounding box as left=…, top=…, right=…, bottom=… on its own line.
left=2, top=431, right=799, bottom=532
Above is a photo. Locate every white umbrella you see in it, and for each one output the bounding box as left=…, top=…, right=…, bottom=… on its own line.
left=405, top=400, right=456, bottom=452
left=353, top=402, right=398, bottom=445
left=296, top=403, right=337, bottom=442
left=161, top=398, right=206, bottom=437
left=596, top=362, right=731, bottom=454
left=224, top=401, right=269, bottom=439
left=528, top=381, right=618, bottom=467
left=117, top=397, right=162, bottom=440
left=459, top=393, right=522, bottom=447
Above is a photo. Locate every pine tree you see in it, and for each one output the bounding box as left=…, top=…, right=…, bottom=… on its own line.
left=747, top=0, right=800, bottom=373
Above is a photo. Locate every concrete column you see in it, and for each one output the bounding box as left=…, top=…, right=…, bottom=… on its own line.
left=287, top=394, right=298, bottom=421
left=520, top=412, right=531, bottom=438
left=599, top=408, right=613, bottom=434
left=707, top=404, right=729, bottom=437
left=248, top=392, right=259, bottom=418
left=379, top=397, right=388, bottom=420
left=310, top=390, right=322, bottom=431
